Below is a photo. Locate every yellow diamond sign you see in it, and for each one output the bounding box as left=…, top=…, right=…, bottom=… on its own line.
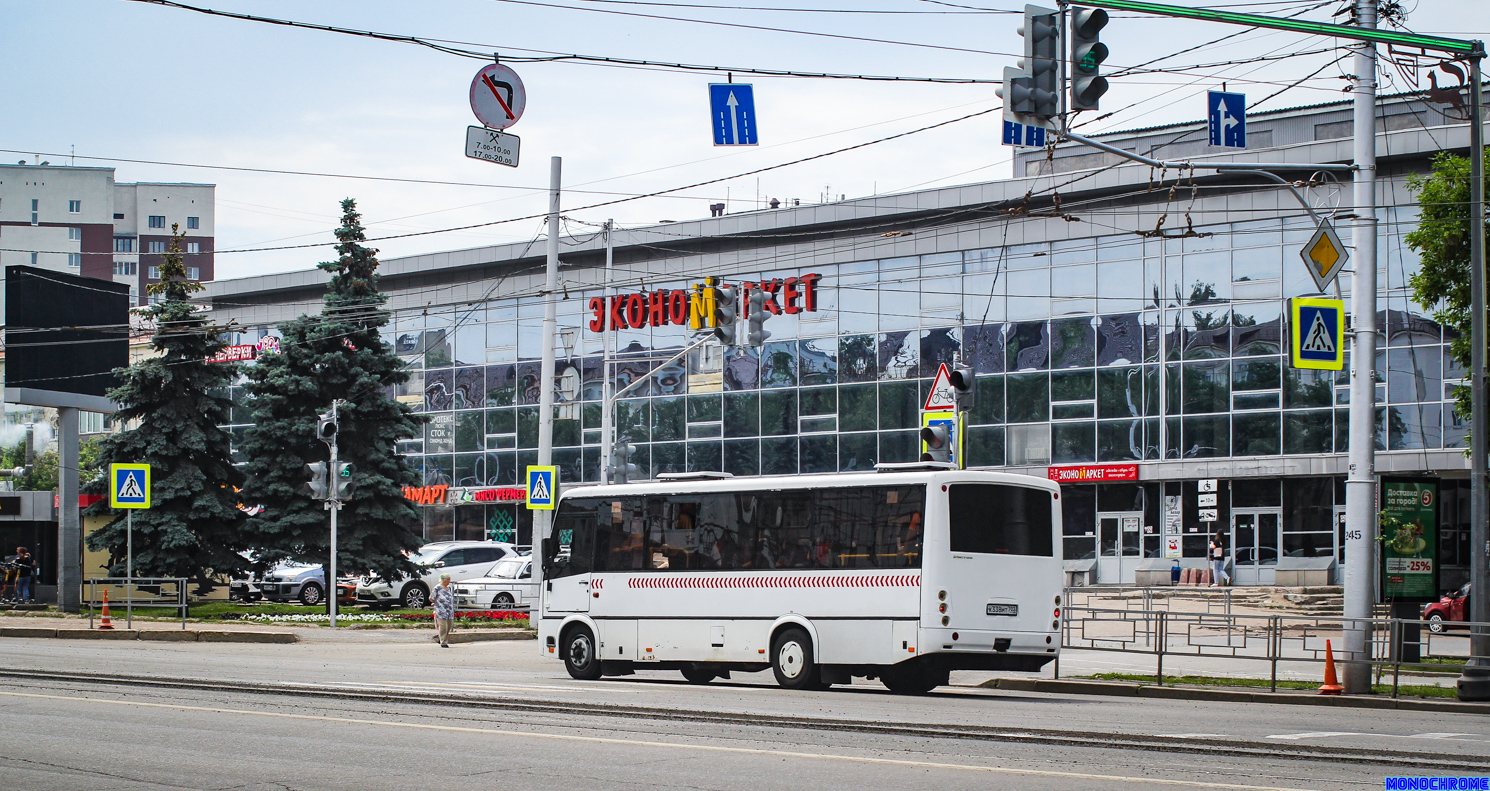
left=1300, top=219, right=1349, bottom=293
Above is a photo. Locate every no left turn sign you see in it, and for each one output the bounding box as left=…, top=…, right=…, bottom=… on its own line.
left=469, top=64, right=527, bottom=130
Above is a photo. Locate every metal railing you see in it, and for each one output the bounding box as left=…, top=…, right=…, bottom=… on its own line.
left=86, top=578, right=189, bottom=630
left=1057, top=593, right=1483, bottom=696
left=1064, top=585, right=1238, bottom=616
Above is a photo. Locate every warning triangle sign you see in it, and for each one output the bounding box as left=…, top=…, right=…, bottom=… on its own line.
left=119, top=472, right=144, bottom=499
left=1302, top=312, right=1335, bottom=354
left=923, top=363, right=957, bottom=411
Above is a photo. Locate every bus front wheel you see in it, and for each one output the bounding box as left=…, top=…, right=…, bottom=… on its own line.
left=563, top=625, right=604, bottom=681
left=771, top=627, right=821, bottom=690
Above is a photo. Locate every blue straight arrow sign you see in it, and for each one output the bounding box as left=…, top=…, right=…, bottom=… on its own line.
left=1207, top=90, right=1246, bottom=148
left=710, top=83, right=758, bottom=146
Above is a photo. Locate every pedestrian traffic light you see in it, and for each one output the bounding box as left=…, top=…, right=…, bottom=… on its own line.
left=949, top=365, right=976, bottom=411
left=713, top=284, right=738, bottom=345
left=1018, top=4, right=1060, bottom=121
left=1069, top=7, right=1110, bottom=111
left=609, top=442, right=639, bottom=484
left=921, top=424, right=952, bottom=463
left=332, top=462, right=355, bottom=500
left=306, top=462, right=329, bottom=500
left=746, top=289, right=772, bottom=348
left=316, top=410, right=338, bottom=445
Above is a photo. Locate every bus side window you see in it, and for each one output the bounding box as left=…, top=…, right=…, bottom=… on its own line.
left=552, top=498, right=597, bottom=578
left=594, top=497, right=645, bottom=571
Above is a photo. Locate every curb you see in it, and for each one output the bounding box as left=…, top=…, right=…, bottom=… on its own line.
left=0, top=627, right=297, bottom=644
left=446, top=630, right=535, bottom=644
left=992, top=678, right=1490, bottom=714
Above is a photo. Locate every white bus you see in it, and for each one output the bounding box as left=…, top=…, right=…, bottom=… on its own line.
left=537, top=467, right=1063, bottom=694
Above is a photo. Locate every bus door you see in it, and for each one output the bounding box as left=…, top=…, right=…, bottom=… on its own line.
left=544, top=498, right=595, bottom=614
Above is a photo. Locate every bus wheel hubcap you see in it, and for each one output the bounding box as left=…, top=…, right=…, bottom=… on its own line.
left=779, top=643, right=803, bottom=677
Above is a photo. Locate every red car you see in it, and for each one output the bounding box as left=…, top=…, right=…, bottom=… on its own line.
left=336, top=579, right=357, bottom=606
left=1424, top=583, right=1470, bottom=633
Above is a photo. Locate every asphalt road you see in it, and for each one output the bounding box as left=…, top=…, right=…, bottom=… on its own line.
left=0, top=633, right=1485, bottom=790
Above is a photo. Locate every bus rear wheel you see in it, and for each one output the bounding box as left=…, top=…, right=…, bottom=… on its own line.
left=880, top=663, right=947, bottom=695
left=771, top=627, right=821, bottom=690
left=563, top=625, right=603, bottom=681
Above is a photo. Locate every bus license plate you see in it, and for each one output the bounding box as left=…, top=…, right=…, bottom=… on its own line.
left=986, top=603, right=1018, bottom=616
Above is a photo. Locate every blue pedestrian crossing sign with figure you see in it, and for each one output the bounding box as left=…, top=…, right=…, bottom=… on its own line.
left=109, top=463, right=151, bottom=509
left=710, top=84, right=758, bottom=146
left=1208, top=90, right=1246, bottom=149
left=526, top=465, right=558, bottom=511
left=1290, top=298, right=1344, bottom=371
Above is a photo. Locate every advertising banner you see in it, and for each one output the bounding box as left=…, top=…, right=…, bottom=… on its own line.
left=1380, top=479, right=1438, bottom=601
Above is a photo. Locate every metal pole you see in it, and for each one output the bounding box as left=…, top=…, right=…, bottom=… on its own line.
left=1459, top=53, right=1490, bottom=700
left=126, top=510, right=132, bottom=629
left=533, top=156, right=561, bottom=618
left=57, top=406, right=80, bottom=613
left=600, top=219, right=614, bottom=485
left=329, top=415, right=338, bottom=629
left=1342, top=0, right=1380, bottom=696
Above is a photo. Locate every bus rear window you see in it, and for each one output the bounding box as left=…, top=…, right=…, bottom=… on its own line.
left=947, top=484, right=1054, bottom=557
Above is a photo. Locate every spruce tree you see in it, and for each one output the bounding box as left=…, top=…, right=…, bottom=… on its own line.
left=241, top=199, right=425, bottom=582
left=85, top=225, right=246, bottom=584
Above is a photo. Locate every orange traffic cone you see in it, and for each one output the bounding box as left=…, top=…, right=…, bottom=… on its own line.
left=97, top=589, right=114, bottom=630
left=1318, top=638, right=1343, bottom=695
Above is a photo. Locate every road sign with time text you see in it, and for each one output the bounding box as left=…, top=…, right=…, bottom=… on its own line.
left=469, top=64, right=527, bottom=131
left=1290, top=297, right=1345, bottom=371
left=465, top=126, right=520, bottom=167
left=1207, top=90, right=1245, bottom=148
left=526, top=466, right=557, bottom=511
left=109, top=463, right=151, bottom=509
left=1300, top=219, right=1350, bottom=293
left=710, top=84, right=758, bottom=146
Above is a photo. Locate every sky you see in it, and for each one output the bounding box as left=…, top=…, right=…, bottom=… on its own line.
left=2, top=0, right=1485, bottom=280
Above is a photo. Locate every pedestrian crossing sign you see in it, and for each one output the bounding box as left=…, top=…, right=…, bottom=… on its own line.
left=1290, top=297, right=1344, bottom=371
left=109, top=463, right=151, bottom=509
left=525, top=465, right=557, bottom=511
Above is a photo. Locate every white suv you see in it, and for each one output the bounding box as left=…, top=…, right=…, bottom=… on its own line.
left=454, top=555, right=536, bottom=610
left=356, top=541, right=516, bottom=608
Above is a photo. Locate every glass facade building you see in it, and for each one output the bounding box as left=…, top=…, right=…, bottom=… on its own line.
left=207, top=93, right=1474, bottom=590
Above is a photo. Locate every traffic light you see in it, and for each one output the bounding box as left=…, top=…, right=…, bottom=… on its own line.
left=1070, top=7, right=1110, bottom=111
left=714, top=284, right=738, bottom=345
left=306, top=462, right=329, bottom=500
left=332, top=462, right=355, bottom=500
left=609, top=442, right=639, bottom=484
left=921, top=424, right=952, bottom=464
left=746, top=289, right=772, bottom=348
left=316, top=410, right=338, bottom=445
left=1018, top=4, right=1060, bottom=121
left=949, top=365, right=976, bottom=411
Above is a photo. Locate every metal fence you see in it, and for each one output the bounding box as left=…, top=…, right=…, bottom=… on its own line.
left=86, top=578, right=189, bottom=629
left=1058, top=588, right=1482, bottom=696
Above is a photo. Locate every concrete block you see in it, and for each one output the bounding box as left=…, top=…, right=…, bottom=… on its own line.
left=56, top=629, right=140, bottom=639
left=139, top=630, right=199, bottom=642
left=195, top=630, right=296, bottom=644
left=0, top=627, right=57, bottom=638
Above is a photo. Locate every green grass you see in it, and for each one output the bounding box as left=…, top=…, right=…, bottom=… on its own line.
left=1075, top=672, right=1457, bottom=699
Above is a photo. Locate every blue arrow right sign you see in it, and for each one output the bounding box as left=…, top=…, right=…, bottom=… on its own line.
left=1208, top=90, right=1246, bottom=148
left=710, top=84, right=758, bottom=146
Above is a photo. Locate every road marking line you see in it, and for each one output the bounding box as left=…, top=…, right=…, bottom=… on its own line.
left=0, top=690, right=1322, bottom=791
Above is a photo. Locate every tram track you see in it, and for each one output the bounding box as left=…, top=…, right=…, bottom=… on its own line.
left=0, top=667, right=1482, bottom=773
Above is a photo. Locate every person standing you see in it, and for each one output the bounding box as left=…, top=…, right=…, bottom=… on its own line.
left=13, top=547, right=34, bottom=603
left=432, top=573, right=456, bottom=648
left=1209, top=534, right=1230, bottom=587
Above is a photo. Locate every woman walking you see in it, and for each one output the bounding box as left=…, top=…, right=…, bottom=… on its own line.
left=1209, top=533, right=1231, bottom=587
left=432, top=573, right=456, bottom=647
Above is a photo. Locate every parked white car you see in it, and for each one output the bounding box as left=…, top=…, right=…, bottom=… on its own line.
left=356, top=541, right=516, bottom=608
left=454, top=555, right=535, bottom=610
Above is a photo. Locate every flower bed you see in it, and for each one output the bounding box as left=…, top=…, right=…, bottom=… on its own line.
left=236, top=610, right=528, bottom=625
left=397, top=610, right=527, bottom=623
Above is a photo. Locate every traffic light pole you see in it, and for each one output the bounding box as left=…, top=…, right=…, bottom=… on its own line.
left=600, top=219, right=615, bottom=485
left=1461, top=53, right=1490, bottom=701
left=327, top=412, right=339, bottom=629
left=534, top=156, right=562, bottom=615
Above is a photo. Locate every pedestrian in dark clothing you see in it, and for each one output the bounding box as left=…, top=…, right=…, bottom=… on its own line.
left=13, top=547, right=35, bottom=603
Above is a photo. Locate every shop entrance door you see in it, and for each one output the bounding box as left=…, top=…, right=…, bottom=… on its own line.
left=1231, top=510, right=1281, bottom=585
left=1097, top=512, right=1143, bottom=584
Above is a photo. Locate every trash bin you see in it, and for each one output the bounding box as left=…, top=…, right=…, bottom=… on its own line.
left=1170, top=560, right=1182, bottom=586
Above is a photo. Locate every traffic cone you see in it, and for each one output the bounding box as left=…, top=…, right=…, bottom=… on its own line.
left=1319, top=638, right=1343, bottom=695
left=97, top=589, right=114, bottom=630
